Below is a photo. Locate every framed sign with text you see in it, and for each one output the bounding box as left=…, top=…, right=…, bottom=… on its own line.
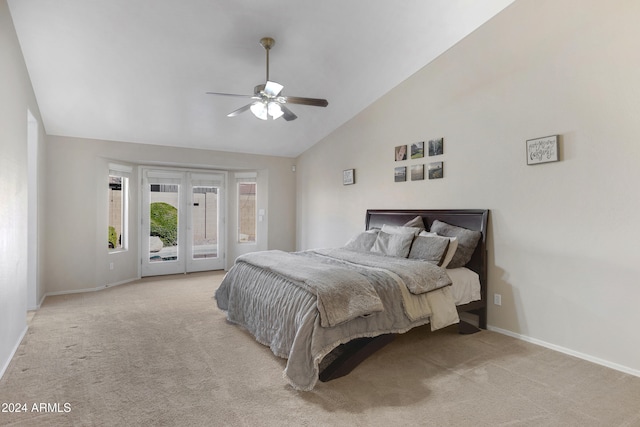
left=343, top=169, right=355, bottom=185
left=526, top=135, right=559, bottom=165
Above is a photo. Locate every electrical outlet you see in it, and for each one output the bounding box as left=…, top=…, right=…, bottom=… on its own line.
left=494, top=293, right=502, bottom=306
left=109, top=262, right=114, bottom=270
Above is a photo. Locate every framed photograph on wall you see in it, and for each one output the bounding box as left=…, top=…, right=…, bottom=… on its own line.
left=395, top=145, right=407, bottom=161
left=428, top=138, right=444, bottom=156
left=411, top=141, right=424, bottom=159
left=428, top=162, right=443, bottom=179
left=410, top=164, right=425, bottom=181
left=394, top=166, right=407, bottom=182
left=526, top=135, right=559, bottom=165
left=343, top=169, right=355, bottom=185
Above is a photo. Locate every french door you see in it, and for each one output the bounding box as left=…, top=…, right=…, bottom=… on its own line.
left=141, top=168, right=226, bottom=276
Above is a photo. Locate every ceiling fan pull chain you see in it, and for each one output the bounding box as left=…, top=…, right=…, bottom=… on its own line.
left=265, top=43, right=270, bottom=82
left=260, top=37, right=275, bottom=83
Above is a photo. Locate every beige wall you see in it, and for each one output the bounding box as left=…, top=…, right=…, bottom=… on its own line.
left=0, top=0, right=46, bottom=376
left=44, top=135, right=296, bottom=294
left=296, top=0, right=640, bottom=375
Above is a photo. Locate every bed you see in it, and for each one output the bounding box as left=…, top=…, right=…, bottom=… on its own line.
left=215, top=209, right=489, bottom=390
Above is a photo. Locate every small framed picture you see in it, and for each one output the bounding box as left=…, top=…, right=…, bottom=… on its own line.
left=395, top=145, right=407, bottom=161
left=394, top=166, right=407, bottom=182
left=428, top=162, right=443, bottom=179
left=343, top=169, right=355, bottom=185
left=410, top=164, right=425, bottom=181
left=428, top=138, right=444, bottom=156
left=526, top=135, right=559, bottom=165
left=410, top=141, right=424, bottom=159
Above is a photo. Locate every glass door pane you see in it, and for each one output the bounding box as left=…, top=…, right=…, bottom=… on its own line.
left=149, top=183, right=179, bottom=263
left=191, top=186, right=218, bottom=260
left=187, top=172, right=225, bottom=272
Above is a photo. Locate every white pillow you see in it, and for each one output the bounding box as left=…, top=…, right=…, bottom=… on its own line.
left=419, top=231, right=458, bottom=268
left=381, top=224, right=422, bottom=236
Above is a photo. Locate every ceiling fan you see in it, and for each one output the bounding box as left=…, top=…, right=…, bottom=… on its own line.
left=206, top=37, right=328, bottom=121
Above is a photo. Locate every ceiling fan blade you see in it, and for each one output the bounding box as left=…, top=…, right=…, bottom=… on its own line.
left=264, top=81, right=284, bottom=97
left=226, top=103, right=254, bottom=117
left=282, top=96, right=329, bottom=107
left=280, top=104, right=297, bottom=121
left=206, top=91, right=257, bottom=99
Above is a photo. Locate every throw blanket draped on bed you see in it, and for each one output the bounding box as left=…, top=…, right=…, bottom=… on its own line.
left=236, top=250, right=384, bottom=327
left=310, top=248, right=452, bottom=294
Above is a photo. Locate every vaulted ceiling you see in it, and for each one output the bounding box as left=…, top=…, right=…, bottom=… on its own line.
left=8, top=0, right=515, bottom=157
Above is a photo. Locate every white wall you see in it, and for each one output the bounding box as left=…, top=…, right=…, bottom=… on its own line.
left=44, top=135, right=296, bottom=294
left=296, top=0, right=640, bottom=375
left=0, top=0, right=46, bottom=377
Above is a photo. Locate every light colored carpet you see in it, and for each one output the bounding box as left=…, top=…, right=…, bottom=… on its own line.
left=1, top=271, right=639, bottom=427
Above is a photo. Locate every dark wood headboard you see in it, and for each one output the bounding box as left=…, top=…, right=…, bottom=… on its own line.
left=365, top=209, right=489, bottom=328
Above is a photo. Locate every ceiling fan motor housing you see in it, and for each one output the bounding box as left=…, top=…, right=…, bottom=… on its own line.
left=259, top=37, right=275, bottom=50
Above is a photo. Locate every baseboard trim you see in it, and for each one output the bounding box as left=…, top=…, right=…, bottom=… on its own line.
left=105, top=277, right=140, bottom=288
left=0, top=325, right=28, bottom=381
left=487, top=325, right=640, bottom=379
left=45, top=286, right=106, bottom=297
left=44, top=277, right=140, bottom=298
left=27, top=292, right=47, bottom=311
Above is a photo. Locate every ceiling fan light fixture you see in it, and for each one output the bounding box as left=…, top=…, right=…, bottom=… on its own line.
left=250, top=102, right=268, bottom=120
left=268, top=102, right=284, bottom=120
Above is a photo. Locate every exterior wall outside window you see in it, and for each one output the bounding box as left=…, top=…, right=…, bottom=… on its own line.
left=238, top=182, right=256, bottom=243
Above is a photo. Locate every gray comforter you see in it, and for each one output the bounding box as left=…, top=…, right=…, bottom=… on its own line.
left=215, top=248, right=459, bottom=390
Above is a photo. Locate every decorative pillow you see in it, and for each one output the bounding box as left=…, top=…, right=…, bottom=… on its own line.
left=429, top=220, right=481, bottom=268
left=420, top=232, right=458, bottom=268
left=381, top=224, right=422, bottom=236
left=408, top=234, right=451, bottom=266
left=344, top=230, right=379, bottom=252
left=371, top=230, right=414, bottom=258
left=403, top=215, right=426, bottom=231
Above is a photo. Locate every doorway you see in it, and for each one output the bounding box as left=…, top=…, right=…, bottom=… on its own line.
left=140, top=168, right=226, bottom=276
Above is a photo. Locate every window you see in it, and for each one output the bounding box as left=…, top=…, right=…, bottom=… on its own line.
left=108, top=163, right=131, bottom=251
left=236, top=173, right=257, bottom=243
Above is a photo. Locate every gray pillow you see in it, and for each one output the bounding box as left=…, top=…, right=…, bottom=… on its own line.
left=381, top=224, right=422, bottom=236
left=371, top=231, right=414, bottom=258
left=403, top=215, right=426, bottom=231
left=344, top=230, right=379, bottom=252
left=429, top=220, right=481, bottom=268
left=408, top=235, right=451, bottom=266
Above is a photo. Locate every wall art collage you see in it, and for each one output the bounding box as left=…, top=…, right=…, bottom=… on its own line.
left=394, top=138, right=444, bottom=182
